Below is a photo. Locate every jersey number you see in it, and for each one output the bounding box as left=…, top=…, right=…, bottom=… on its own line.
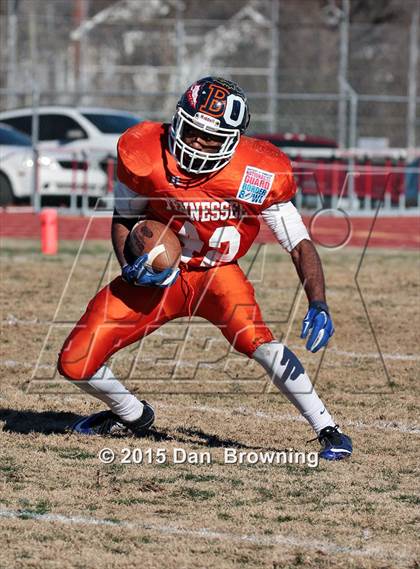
left=178, top=222, right=241, bottom=267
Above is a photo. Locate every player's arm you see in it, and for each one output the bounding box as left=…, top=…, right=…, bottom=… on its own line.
left=111, top=209, right=137, bottom=268
left=112, top=180, right=147, bottom=268
left=261, top=202, right=334, bottom=352
left=112, top=133, right=178, bottom=287
left=261, top=201, right=325, bottom=300
left=112, top=181, right=178, bottom=288
left=289, top=238, right=326, bottom=303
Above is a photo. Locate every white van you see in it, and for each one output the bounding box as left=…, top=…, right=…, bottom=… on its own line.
left=0, top=106, right=142, bottom=157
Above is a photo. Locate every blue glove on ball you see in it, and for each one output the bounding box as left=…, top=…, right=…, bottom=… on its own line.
left=301, top=301, right=334, bottom=353
left=122, top=254, right=179, bottom=288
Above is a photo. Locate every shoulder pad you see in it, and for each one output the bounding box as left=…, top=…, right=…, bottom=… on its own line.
left=117, top=122, right=161, bottom=177
left=242, top=136, right=293, bottom=171
left=237, top=137, right=296, bottom=207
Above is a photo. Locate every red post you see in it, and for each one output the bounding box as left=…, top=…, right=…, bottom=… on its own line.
left=384, top=157, right=393, bottom=203
left=40, top=208, right=58, bottom=255
left=83, top=159, right=88, bottom=195
left=71, top=153, right=78, bottom=194
left=396, top=158, right=405, bottom=197
left=316, top=161, right=326, bottom=200
left=364, top=158, right=373, bottom=198
left=332, top=159, right=340, bottom=198
left=107, top=157, right=115, bottom=194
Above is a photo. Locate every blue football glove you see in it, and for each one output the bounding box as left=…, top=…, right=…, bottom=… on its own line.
left=301, top=301, right=334, bottom=353
left=122, top=254, right=179, bottom=288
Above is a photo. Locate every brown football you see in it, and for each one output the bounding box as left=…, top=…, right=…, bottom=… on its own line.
left=129, top=220, right=182, bottom=272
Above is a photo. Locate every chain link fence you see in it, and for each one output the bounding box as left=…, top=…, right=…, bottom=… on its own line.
left=1, top=0, right=419, bottom=148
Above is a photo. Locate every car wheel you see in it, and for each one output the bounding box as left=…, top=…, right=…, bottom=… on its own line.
left=0, top=173, right=14, bottom=206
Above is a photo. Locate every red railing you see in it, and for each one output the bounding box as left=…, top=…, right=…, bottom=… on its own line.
left=292, top=152, right=418, bottom=207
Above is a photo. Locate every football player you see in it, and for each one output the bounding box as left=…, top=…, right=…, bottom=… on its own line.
left=58, top=77, right=352, bottom=460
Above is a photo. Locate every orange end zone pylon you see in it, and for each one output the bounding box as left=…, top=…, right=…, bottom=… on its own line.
left=40, top=208, right=58, bottom=255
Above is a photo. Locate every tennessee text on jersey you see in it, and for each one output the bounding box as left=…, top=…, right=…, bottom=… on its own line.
left=165, top=199, right=243, bottom=222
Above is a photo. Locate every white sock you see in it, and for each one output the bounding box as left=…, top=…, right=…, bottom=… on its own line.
left=74, top=365, right=144, bottom=423
left=253, top=341, right=335, bottom=435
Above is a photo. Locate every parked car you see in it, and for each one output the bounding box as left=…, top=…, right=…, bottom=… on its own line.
left=0, top=122, right=107, bottom=206
left=0, top=106, right=142, bottom=157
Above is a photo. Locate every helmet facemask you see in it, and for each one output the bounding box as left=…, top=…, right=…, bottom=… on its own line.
left=169, top=107, right=241, bottom=175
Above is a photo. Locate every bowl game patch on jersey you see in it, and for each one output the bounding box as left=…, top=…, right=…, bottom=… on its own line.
left=236, top=166, right=275, bottom=205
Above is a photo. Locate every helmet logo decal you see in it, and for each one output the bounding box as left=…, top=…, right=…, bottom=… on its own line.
left=194, top=112, right=220, bottom=129
left=186, top=83, right=201, bottom=108
left=199, top=84, right=229, bottom=117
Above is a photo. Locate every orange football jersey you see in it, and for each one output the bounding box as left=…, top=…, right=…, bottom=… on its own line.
left=117, top=121, right=296, bottom=268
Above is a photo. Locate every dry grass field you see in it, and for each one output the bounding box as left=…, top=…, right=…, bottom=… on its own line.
left=1, top=238, right=419, bottom=569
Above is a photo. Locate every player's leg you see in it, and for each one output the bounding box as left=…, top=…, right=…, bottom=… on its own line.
left=193, top=263, right=274, bottom=355
left=58, top=276, right=184, bottom=435
left=252, top=341, right=352, bottom=460
left=252, top=341, right=336, bottom=434
left=195, top=264, right=352, bottom=459
left=58, top=276, right=175, bottom=379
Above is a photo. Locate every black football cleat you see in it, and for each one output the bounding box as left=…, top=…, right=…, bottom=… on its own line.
left=317, top=425, right=352, bottom=460
left=122, top=400, right=155, bottom=435
left=69, top=410, right=128, bottom=436
left=70, top=400, right=155, bottom=437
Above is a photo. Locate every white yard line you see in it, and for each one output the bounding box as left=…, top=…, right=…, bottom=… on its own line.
left=2, top=362, right=418, bottom=433
left=1, top=346, right=419, bottom=366
left=0, top=359, right=215, bottom=371
left=2, top=315, right=420, bottom=362
left=1, top=360, right=54, bottom=371
left=327, top=347, right=420, bottom=362
left=0, top=508, right=414, bottom=562
left=161, top=403, right=420, bottom=435
left=2, top=360, right=419, bottom=435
